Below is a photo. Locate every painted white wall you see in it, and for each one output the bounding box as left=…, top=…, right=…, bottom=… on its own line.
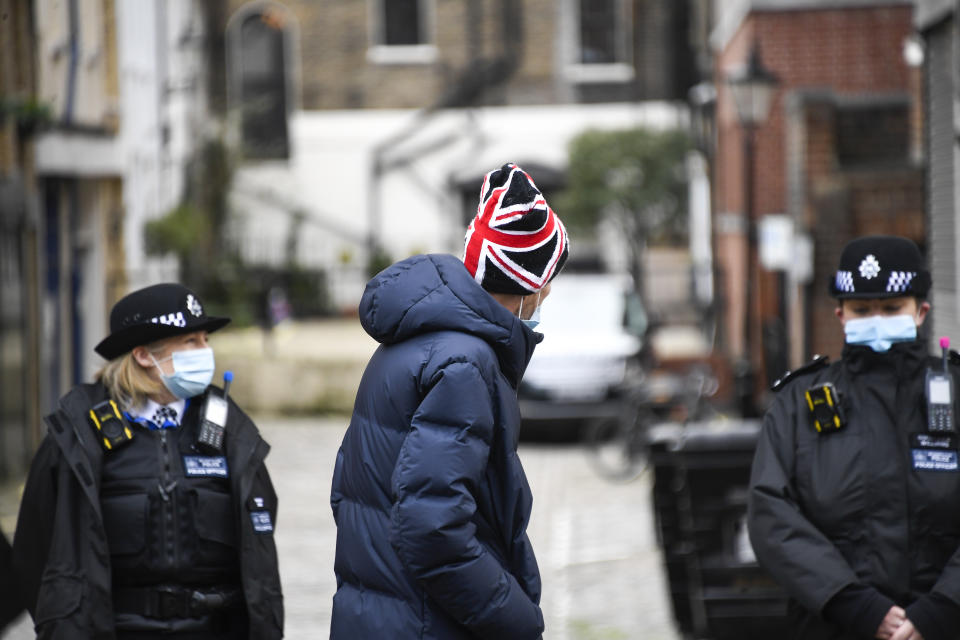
left=116, top=0, right=168, bottom=289
left=232, top=101, right=688, bottom=309
left=76, top=182, right=108, bottom=381
left=161, top=0, right=211, bottom=216
left=688, top=151, right=713, bottom=307
left=116, top=0, right=208, bottom=291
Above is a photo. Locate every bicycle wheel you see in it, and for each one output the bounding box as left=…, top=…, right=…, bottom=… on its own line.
left=584, top=413, right=650, bottom=482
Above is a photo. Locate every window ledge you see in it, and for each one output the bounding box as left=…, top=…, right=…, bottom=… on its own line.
left=367, top=44, right=438, bottom=65
left=564, top=63, right=635, bottom=84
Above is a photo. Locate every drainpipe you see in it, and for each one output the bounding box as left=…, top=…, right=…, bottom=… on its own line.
left=63, top=0, right=80, bottom=125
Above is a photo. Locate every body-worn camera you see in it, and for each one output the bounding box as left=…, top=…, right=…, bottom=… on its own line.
left=805, top=383, right=845, bottom=434
left=89, top=399, right=134, bottom=451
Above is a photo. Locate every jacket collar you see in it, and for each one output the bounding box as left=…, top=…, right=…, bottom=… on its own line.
left=842, top=338, right=928, bottom=376
left=360, top=254, right=542, bottom=387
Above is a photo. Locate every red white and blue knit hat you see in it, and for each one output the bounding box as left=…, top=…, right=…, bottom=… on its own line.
left=463, top=163, right=569, bottom=295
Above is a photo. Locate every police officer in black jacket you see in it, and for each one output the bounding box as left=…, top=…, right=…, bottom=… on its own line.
left=12, top=283, right=283, bottom=640
left=749, top=236, right=960, bottom=640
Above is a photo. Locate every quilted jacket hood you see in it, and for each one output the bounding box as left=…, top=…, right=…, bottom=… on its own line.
left=359, top=253, right=541, bottom=387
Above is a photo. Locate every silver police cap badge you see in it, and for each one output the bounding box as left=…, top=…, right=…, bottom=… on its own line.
left=858, top=254, right=881, bottom=280
left=186, top=294, right=203, bottom=318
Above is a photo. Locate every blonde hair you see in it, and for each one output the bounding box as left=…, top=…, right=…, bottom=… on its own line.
left=95, top=350, right=166, bottom=410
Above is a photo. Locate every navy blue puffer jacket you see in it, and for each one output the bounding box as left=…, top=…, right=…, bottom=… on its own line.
left=330, top=254, right=545, bottom=639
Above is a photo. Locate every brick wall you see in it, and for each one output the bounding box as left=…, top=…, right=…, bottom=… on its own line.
left=716, top=5, right=914, bottom=229
left=713, top=4, right=918, bottom=385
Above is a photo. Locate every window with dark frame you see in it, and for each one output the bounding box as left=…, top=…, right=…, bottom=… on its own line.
left=835, top=103, right=909, bottom=167
left=238, top=10, right=289, bottom=159
left=579, top=0, right=618, bottom=64
left=383, top=0, right=422, bottom=46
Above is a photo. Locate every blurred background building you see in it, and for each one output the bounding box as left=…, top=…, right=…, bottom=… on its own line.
left=700, top=0, right=923, bottom=413
left=212, top=0, right=696, bottom=310
left=1, top=0, right=215, bottom=475
left=1, top=0, right=957, bottom=477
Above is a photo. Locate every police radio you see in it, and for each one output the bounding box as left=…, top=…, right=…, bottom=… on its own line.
left=197, top=371, right=232, bottom=453
left=926, top=338, right=955, bottom=432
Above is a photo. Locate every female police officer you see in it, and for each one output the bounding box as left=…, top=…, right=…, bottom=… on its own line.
left=12, top=283, right=283, bottom=639
left=748, top=236, right=960, bottom=640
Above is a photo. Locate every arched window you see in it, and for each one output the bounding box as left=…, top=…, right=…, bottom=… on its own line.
left=228, top=4, right=295, bottom=159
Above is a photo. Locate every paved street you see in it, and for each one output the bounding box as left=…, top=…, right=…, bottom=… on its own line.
left=2, top=416, right=682, bottom=640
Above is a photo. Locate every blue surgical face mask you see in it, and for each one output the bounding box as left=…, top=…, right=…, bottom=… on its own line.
left=522, top=305, right=541, bottom=330
left=519, top=291, right=543, bottom=330
left=151, top=347, right=215, bottom=398
left=844, top=314, right=917, bottom=352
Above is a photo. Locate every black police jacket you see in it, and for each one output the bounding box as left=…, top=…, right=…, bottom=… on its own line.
left=0, top=530, right=23, bottom=631
left=749, top=340, right=960, bottom=638
left=12, top=382, right=283, bottom=640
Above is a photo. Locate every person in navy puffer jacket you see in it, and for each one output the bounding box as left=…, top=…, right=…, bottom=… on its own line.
left=330, top=163, right=569, bottom=639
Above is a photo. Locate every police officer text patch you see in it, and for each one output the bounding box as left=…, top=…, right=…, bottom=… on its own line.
left=183, top=455, right=229, bottom=478
left=911, top=433, right=959, bottom=471
left=250, top=511, right=274, bottom=533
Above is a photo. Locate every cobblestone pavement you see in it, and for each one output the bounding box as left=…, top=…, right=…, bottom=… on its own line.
left=2, top=416, right=682, bottom=640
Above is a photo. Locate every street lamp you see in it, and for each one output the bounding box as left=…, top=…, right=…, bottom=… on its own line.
left=727, top=45, right=778, bottom=130
left=689, top=81, right=717, bottom=156
left=726, top=41, right=778, bottom=417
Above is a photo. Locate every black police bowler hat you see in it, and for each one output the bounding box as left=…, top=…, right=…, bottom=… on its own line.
left=828, top=235, right=931, bottom=299
left=94, top=283, right=230, bottom=359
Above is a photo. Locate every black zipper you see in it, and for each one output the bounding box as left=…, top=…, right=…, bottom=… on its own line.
left=157, top=429, right=178, bottom=567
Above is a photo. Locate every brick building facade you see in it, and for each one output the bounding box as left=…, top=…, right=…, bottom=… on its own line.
left=0, top=0, right=42, bottom=478
left=710, top=1, right=921, bottom=408
left=0, top=1, right=221, bottom=484
left=218, top=0, right=696, bottom=116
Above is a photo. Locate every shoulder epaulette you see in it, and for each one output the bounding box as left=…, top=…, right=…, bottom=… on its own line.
left=771, top=354, right=830, bottom=392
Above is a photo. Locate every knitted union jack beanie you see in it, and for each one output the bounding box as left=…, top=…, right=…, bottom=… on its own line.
left=462, top=163, right=569, bottom=295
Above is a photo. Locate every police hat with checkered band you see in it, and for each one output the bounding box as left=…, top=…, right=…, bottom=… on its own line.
left=94, top=283, right=230, bottom=359
left=829, top=235, right=931, bottom=300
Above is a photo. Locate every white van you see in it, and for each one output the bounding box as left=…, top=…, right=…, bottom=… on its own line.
left=519, top=272, right=646, bottom=436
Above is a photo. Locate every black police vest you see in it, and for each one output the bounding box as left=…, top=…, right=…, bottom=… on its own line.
left=99, top=407, right=240, bottom=588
